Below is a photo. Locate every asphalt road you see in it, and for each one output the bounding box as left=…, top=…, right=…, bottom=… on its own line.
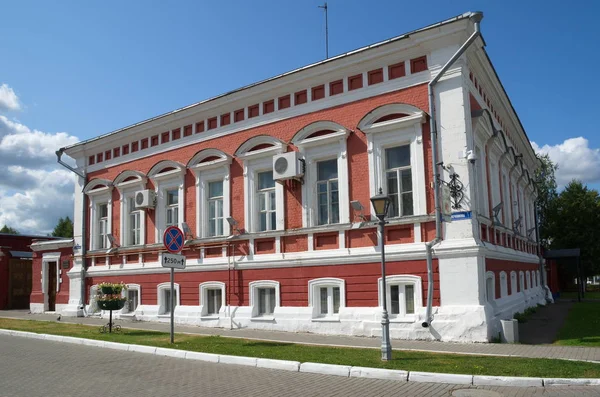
left=0, top=335, right=598, bottom=397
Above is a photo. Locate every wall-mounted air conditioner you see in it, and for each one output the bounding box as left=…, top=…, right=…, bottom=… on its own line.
left=273, top=152, right=304, bottom=181
left=135, top=190, right=156, bottom=209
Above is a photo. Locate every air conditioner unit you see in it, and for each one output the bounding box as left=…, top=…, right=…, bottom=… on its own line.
left=273, top=152, right=304, bottom=181
left=135, top=190, right=156, bottom=209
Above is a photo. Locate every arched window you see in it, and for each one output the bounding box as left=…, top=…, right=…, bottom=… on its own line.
left=114, top=170, right=147, bottom=247
left=308, top=278, right=345, bottom=319
left=188, top=149, right=233, bottom=238
left=499, top=271, right=508, bottom=298
left=157, top=282, right=180, bottom=315
left=84, top=179, right=114, bottom=251
left=235, top=136, right=286, bottom=233
left=199, top=281, right=225, bottom=317
left=357, top=103, right=427, bottom=218
left=148, top=161, right=187, bottom=242
left=378, top=275, right=422, bottom=320
left=249, top=280, right=281, bottom=318
left=292, top=121, right=351, bottom=227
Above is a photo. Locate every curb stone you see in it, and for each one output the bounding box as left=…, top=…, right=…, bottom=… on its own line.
left=300, top=362, right=351, bottom=377
left=544, top=378, right=600, bottom=386
left=2, top=328, right=599, bottom=388
left=409, top=371, right=473, bottom=385
left=473, top=375, right=543, bottom=387
left=350, top=366, right=408, bottom=381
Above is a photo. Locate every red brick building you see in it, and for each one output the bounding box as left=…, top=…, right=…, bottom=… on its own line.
left=32, top=12, right=549, bottom=342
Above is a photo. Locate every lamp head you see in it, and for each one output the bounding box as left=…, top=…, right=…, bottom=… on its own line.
left=370, top=188, right=391, bottom=219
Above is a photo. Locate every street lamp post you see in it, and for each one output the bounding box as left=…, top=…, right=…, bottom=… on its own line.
left=370, top=188, right=392, bottom=361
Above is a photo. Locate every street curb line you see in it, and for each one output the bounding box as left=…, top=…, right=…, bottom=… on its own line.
left=1, top=329, right=598, bottom=388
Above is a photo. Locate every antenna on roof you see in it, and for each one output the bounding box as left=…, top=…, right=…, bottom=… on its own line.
left=318, top=2, right=329, bottom=59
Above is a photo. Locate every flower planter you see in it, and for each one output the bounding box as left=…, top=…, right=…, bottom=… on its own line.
left=97, top=299, right=126, bottom=311
left=101, top=286, right=116, bottom=295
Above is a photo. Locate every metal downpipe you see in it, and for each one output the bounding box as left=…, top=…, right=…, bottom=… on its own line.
left=422, top=12, right=483, bottom=328
left=56, top=149, right=87, bottom=316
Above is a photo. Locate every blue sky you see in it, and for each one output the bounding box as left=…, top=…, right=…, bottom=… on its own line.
left=0, top=0, right=599, bottom=233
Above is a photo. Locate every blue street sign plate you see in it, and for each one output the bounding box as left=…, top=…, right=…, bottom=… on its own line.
left=451, top=211, right=472, bottom=221
left=163, top=226, right=184, bottom=254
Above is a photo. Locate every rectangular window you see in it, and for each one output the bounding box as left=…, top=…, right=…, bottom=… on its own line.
left=257, top=171, right=276, bottom=232
left=258, top=287, right=276, bottom=316
left=127, top=289, right=139, bottom=312
left=166, top=189, right=179, bottom=227
left=163, top=289, right=177, bottom=314
left=128, top=198, right=141, bottom=246
left=208, top=181, right=224, bottom=236
left=316, top=159, right=339, bottom=225
left=385, top=146, right=413, bottom=217
left=206, top=288, right=222, bottom=315
left=98, top=203, right=108, bottom=249
left=319, top=286, right=340, bottom=316
left=389, top=283, right=415, bottom=316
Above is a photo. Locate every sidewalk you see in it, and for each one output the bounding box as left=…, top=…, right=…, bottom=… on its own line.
left=1, top=310, right=599, bottom=363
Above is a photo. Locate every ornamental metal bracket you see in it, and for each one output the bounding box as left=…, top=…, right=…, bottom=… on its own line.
left=438, top=170, right=464, bottom=209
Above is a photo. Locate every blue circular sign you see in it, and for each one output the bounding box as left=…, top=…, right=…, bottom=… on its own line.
left=163, top=226, right=184, bottom=253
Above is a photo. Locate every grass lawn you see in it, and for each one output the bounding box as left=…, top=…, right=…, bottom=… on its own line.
left=0, top=318, right=599, bottom=378
left=560, top=291, right=600, bottom=300
left=555, top=301, right=600, bottom=347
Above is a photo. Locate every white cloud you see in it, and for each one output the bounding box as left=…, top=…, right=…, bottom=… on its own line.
left=532, top=137, right=600, bottom=186
left=0, top=87, right=80, bottom=235
left=0, top=115, right=78, bottom=169
left=0, top=84, right=21, bottom=111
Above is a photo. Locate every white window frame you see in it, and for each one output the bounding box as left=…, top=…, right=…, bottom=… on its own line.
left=499, top=271, right=508, bottom=298
left=122, top=284, right=141, bottom=314
left=519, top=271, right=525, bottom=292
left=526, top=271, right=531, bottom=290
left=378, top=275, right=422, bottom=322
left=485, top=271, right=495, bottom=303
left=199, top=281, right=225, bottom=317
left=502, top=167, right=511, bottom=226
left=359, top=104, right=427, bottom=219
left=488, top=152, right=502, bottom=219
left=510, top=271, right=517, bottom=295
left=115, top=171, right=147, bottom=247
left=535, top=270, right=540, bottom=287
left=236, top=136, right=286, bottom=233
left=292, top=121, right=351, bottom=228
left=249, top=280, right=280, bottom=319
left=315, top=158, right=341, bottom=225
left=157, top=282, right=180, bottom=315
left=308, top=277, right=345, bottom=320
left=148, top=161, right=186, bottom=244
left=188, top=150, right=232, bottom=238
left=85, top=181, right=113, bottom=251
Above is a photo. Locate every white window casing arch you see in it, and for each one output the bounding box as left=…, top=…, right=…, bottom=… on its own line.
left=157, top=282, right=180, bottom=315
left=88, top=285, right=99, bottom=314
left=510, top=271, right=517, bottom=295
left=114, top=171, right=148, bottom=247
left=519, top=271, right=525, bottom=293
left=292, top=121, right=351, bottom=228
left=249, top=280, right=281, bottom=318
left=377, top=274, right=422, bottom=321
left=123, top=283, right=141, bottom=314
left=308, top=277, right=345, bottom=319
left=148, top=161, right=186, bottom=243
left=199, top=281, right=226, bottom=317
left=485, top=271, right=495, bottom=303
left=535, top=270, right=540, bottom=287
left=358, top=104, right=427, bottom=219
left=499, top=271, right=508, bottom=298
left=188, top=149, right=232, bottom=238
left=526, top=271, right=531, bottom=290
left=235, top=136, right=286, bottom=233
left=84, top=179, right=114, bottom=251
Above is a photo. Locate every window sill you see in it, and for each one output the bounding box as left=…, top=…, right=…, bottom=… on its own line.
left=157, top=314, right=172, bottom=318
left=250, top=316, right=275, bottom=322
left=119, top=312, right=137, bottom=317
left=311, top=316, right=340, bottom=323
left=200, top=315, right=220, bottom=321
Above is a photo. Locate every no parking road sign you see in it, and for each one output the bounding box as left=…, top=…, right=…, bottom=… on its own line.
left=163, top=226, right=184, bottom=254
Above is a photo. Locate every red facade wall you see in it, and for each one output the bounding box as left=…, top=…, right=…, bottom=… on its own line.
left=485, top=258, right=539, bottom=298
left=85, top=84, right=431, bottom=246
left=87, top=259, right=439, bottom=308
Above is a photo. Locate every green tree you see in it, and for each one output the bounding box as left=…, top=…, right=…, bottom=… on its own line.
left=51, top=216, right=74, bottom=238
left=546, top=180, right=600, bottom=279
left=534, top=153, right=558, bottom=249
left=0, top=225, right=19, bottom=234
